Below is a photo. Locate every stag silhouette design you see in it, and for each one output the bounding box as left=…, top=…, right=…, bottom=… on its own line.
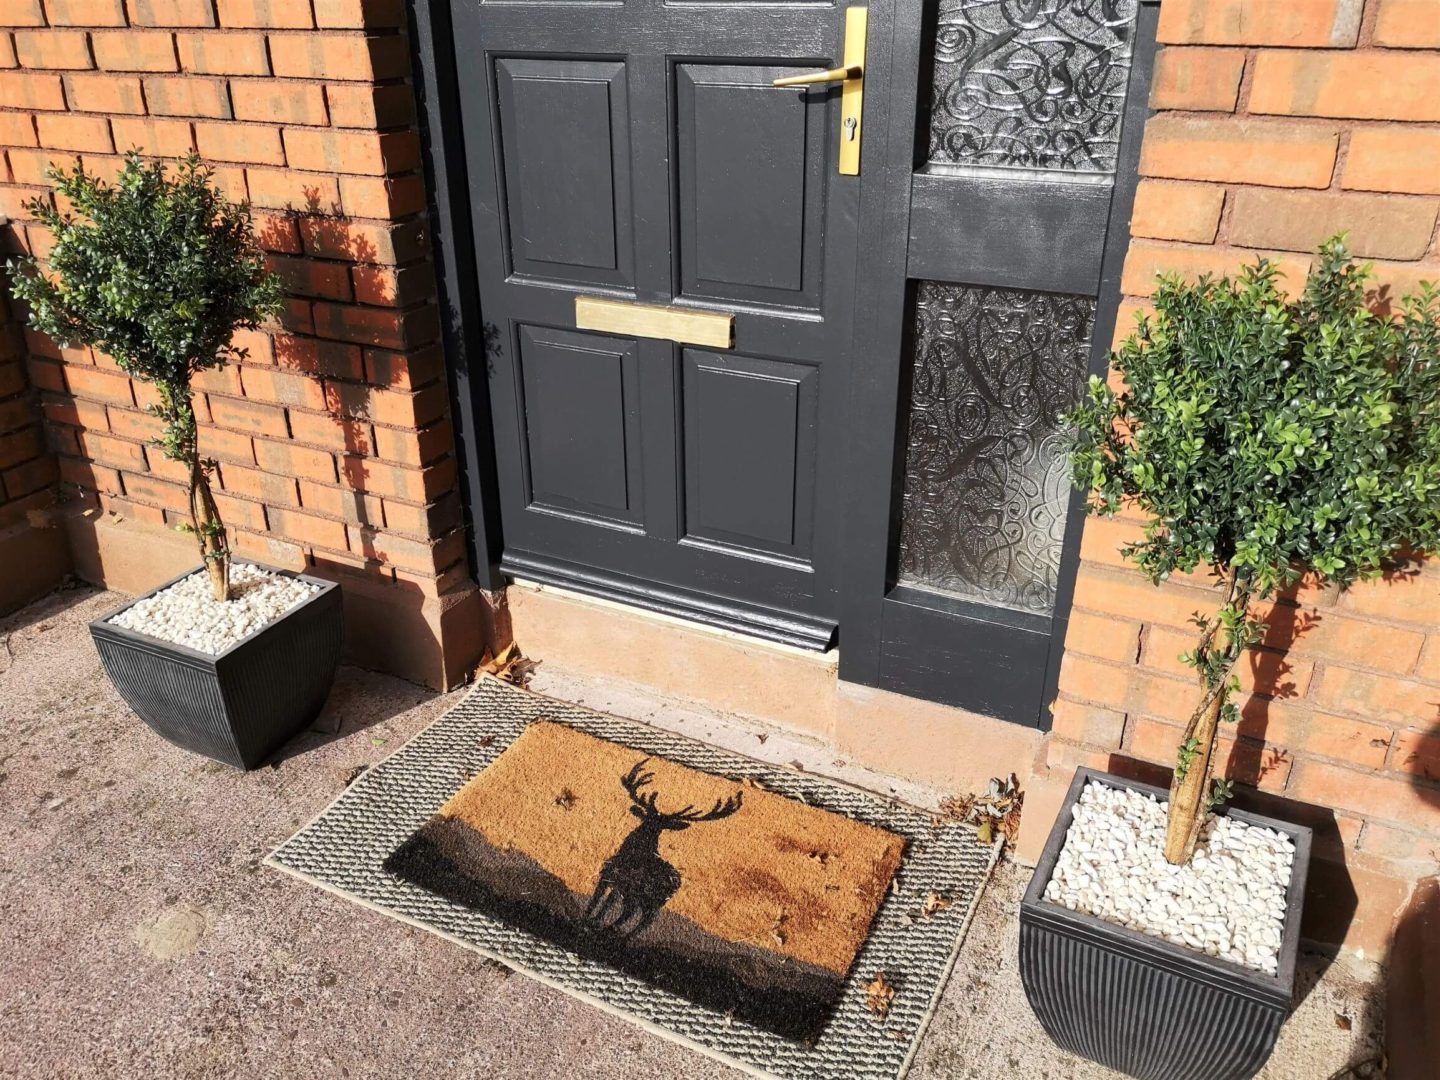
left=585, top=759, right=743, bottom=940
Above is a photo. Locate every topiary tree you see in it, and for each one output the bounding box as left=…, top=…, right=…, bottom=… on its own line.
left=9, top=153, right=282, bottom=602
left=1065, top=238, right=1440, bottom=864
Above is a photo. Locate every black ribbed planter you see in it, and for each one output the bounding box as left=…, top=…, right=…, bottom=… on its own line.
left=90, top=564, right=343, bottom=770
left=1020, top=767, right=1312, bottom=1080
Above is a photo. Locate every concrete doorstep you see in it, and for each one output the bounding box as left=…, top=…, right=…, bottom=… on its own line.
left=0, top=586, right=1386, bottom=1080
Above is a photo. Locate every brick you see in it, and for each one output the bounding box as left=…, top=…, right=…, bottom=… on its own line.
left=191, top=365, right=241, bottom=396
left=175, top=31, right=270, bottom=75
left=253, top=436, right=335, bottom=481
left=1288, top=757, right=1430, bottom=824
left=1129, top=180, right=1224, bottom=244
left=120, top=469, right=190, bottom=512
left=347, top=524, right=446, bottom=573
left=59, top=455, right=122, bottom=493
left=312, top=0, right=404, bottom=29
left=47, top=0, right=128, bottom=24
left=77, top=430, right=145, bottom=470
left=1256, top=602, right=1425, bottom=675
left=337, top=453, right=450, bottom=502
left=1150, top=47, right=1244, bottom=112
left=143, top=75, right=232, bottom=118
left=289, top=407, right=370, bottom=452
left=1144, top=623, right=1313, bottom=699
left=281, top=128, right=420, bottom=177
left=273, top=335, right=363, bottom=380
left=62, top=73, right=145, bottom=115
left=1374, top=0, right=1440, bottom=48
left=207, top=394, right=287, bottom=436
left=1358, top=820, right=1439, bottom=862
left=338, top=173, right=426, bottom=220
left=64, top=364, right=133, bottom=405
left=267, top=504, right=348, bottom=551
left=193, top=121, right=283, bottom=164
left=0, top=72, right=67, bottom=111
left=217, top=459, right=298, bottom=505
left=1251, top=51, right=1440, bottom=123
left=1392, top=728, right=1440, bottom=783
left=228, top=327, right=273, bottom=365
left=268, top=254, right=352, bottom=302
left=1050, top=697, right=1127, bottom=749
left=1343, top=128, right=1440, bottom=197
left=1157, top=0, right=1362, bottom=47
left=253, top=211, right=302, bottom=253
left=1140, top=115, right=1338, bottom=189
left=196, top=422, right=253, bottom=462
left=92, top=31, right=179, bottom=73
left=267, top=33, right=408, bottom=81
left=297, top=477, right=382, bottom=523
left=0, top=113, right=38, bottom=147
left=1339, top=565, right=1440, bottom=624
left=324, top=82, right=413, bottom=129
left=216, top=0, right=313, bottom=28
left=1064, top=610, right=1141, bottom=665
left=244, top=167, right=340, bottom=214
left=110, top=116, right=194, bottom=155
left=1315, top=666, right=1440, bottom=727
left=15, top=31, right=93, bottom=71
left=0, top=426, right=43, bottom=470
left=105, top=406, right=165, bottom=442
left=43, top=397, right=108, bottom=431
left=352, top=263, right=433, bottom=308
left=1236, top=705, right=1394, bottom=770
left=364, top=344, right=441, bottom=392
left=6, top=2, right=48, bottom=27
left=1121, top=241, right=1312, bottom=300
left=314, top=303, right=439, bottom=352
left=3, top=453, right=58, bottom=498
left=1418, top=637, right=1440, bottom=683
left=239, top=363, right=328, bottom=408
left=298, top=217, right=425, bottom=264
left=0, top=34, right=15, bottom=70
left=231, top=79, right=327, bottom=125
left=126, top=0, right=218, bottom=26
left=370, top=422, right=449, bottom=466
left=1070, top=565, right=1220, bottom=630
left=1229, top=189, right=1439, bottom=262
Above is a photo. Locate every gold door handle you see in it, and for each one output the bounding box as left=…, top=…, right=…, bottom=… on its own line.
left=769, top=7, right=867, bottom=176
left=772, top=65, right=861, bottom=88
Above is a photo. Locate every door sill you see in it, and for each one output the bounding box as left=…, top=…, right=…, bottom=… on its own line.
left=499, top=551, right=837, bottom=652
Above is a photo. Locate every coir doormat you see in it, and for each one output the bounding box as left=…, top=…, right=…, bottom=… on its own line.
left=267, top=678, right=998, bottom=1080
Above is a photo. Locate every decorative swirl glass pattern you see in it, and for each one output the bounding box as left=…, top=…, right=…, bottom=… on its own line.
left=928, top=0, right=1139, bottom=173
left=897, top=282, right=1094, bottom=615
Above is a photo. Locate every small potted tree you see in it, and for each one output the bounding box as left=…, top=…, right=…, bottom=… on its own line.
left=10, top=154, right=344, bottom=769
left=1021, top=239, right=1440, bottom=1080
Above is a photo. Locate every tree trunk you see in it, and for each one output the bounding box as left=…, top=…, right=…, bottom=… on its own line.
left=1163, top=684, right=1224, bottom=864
left=189, top=459, right=230, bottom=602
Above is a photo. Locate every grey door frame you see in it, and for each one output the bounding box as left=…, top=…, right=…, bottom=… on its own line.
left=406, top=0, right=1160, bottom=730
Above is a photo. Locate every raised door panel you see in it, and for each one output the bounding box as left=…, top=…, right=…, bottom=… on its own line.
left=675, top=65, right=827, bottom=311
left=495, top=59, right=633, bottom=288
left=681, top=350, right=817, bottom=564
left=517, top=325, right=643, bottom=529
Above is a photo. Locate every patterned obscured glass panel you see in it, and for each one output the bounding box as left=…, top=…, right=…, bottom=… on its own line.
left=897, top=282, right=1094, bottom=615
left=928, top=0, right=1139, bottom=173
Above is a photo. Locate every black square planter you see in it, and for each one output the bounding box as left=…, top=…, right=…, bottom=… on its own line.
left=90, top=563, right=343, bottom=770
left=1020, top=767, right=1313, bottom=1080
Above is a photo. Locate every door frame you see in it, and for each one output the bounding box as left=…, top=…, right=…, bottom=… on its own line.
left=406, top=0, right=1160, bottom=730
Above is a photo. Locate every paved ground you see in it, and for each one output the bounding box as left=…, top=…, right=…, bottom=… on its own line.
left=1, top=586, right=1387, bottom=1080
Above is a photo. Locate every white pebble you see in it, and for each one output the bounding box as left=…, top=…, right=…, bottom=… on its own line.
left=1043, top=780, right=1293, bottom=975
left=108, top=563, right=321, bottom=656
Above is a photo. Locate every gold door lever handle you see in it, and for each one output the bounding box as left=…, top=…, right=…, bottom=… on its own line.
left=769, top=8, right=867, bottom=176
left=771, top=65, right=861, bottom=88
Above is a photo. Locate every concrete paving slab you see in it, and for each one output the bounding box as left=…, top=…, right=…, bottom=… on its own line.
left=0, top=587, right=1384, bottom=1080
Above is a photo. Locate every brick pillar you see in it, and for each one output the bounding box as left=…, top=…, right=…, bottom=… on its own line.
left=1022, top=0, right=1440, bottom=959
left=0, top=1, right=493, bottom=686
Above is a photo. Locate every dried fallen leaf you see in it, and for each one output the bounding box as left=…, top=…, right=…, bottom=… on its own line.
left=865, top=972, right=896, bottom=1018
left=919, top=892, right=952, bottom=920
left=755, top=733, right=768, bottom=744
left=1335, top=1013, right=1352, bottom=1031
left=554, top=788, right=576, bottom=809
left=977, top=818, right=993, bottom=845
left=478, top=642, right=542, bottom=687
left=477, top=735, right=495, bottom=749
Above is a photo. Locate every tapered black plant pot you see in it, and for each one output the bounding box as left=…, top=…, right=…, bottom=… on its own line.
left=1020, top=767, right=1312, bottom=1080
left=90, top=563, right=342, bottom=769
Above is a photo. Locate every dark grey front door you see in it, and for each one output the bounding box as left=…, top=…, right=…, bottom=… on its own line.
left=448, top=1, right=882, bottom=649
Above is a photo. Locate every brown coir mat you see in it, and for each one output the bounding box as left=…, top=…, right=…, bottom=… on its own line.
left=267, top=678, right=999, bottom=1080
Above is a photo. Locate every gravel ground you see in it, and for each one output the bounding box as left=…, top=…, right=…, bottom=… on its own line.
left=0, top=587, right=1387, bottom=1080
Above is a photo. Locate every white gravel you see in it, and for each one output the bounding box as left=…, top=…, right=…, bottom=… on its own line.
left=1043, top=780, right=1295, bottom=975
left=108, top=563, right=320, bottom=656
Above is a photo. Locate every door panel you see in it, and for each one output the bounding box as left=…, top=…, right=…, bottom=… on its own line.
left=680, top=350, right=818, bottom=562
left=495, top=59, right=633, bottom=287
left=517, top=325, right=643, bottom=529
left=450, top=0, right=873, bottom=648
left=676, top=65, right=827, bottom=309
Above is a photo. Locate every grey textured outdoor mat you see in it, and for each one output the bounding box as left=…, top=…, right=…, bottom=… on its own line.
left=267, top=677, right=999, bottom=1080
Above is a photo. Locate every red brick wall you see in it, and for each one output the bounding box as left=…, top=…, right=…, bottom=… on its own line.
left=0, top=236, right=55, bottom=529
left=1038, top=0, right=1440, bottom=955
left=0, top=0, right=485, bottom=682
